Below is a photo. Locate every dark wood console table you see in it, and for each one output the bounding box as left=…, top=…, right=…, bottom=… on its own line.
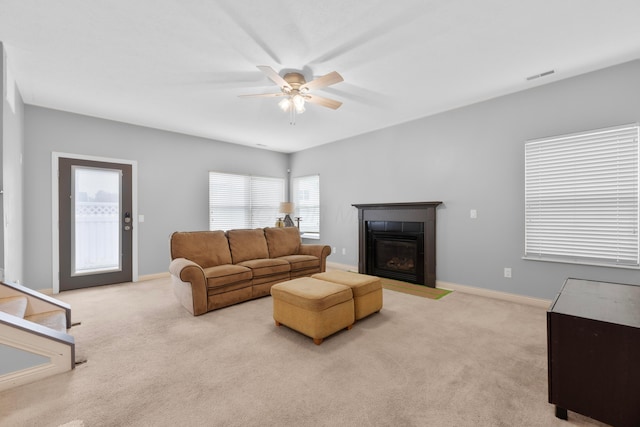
left=547, top=278, right=640, bottom=426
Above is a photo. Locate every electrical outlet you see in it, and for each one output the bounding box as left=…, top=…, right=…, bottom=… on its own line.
left=470, top=209, right=477, bottom=219
left=332, top=247, right=337, bottom=254
left=342, top=248, right=346, bottom=255
left=504, top=267, right=512, bottom=278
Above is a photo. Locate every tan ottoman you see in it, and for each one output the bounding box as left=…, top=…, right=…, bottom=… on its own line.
left=271, top=277, right=354, bottom=345
left=312, top=271, right=383, bottom=320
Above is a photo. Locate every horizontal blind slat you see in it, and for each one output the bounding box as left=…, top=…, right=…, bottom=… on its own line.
left=209, top=172, right=284, bottom=231
left=293, top=175, right=320, bottom=234
left=524, top=124, right=640, bottom=267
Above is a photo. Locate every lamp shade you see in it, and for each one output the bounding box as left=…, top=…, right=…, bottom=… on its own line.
left=279, top=202, right=294, bottom=214
left=278, top=98, right=291, bottom=112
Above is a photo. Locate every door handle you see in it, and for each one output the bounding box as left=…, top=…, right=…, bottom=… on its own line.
left=124, top=212, right=132, bottom=231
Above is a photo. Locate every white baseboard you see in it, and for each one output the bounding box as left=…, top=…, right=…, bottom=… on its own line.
left=45, top=266, right=550, bottom=308
left=33, top=273, right=167, bottom=293
left=325, top=263, right=551, bottom=308
left=138, top=272, right=170, bottom=281
left=437, top=280, right=552, bottom=309
left=0, top=362, right=67, bottom=392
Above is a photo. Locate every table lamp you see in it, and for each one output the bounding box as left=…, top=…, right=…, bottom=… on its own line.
left=279, top=202, right=295, bottom=227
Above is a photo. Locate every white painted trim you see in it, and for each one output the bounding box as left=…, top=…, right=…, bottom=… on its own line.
left=51, top=152, right=139, bottom=294
left=0, top=285, right=66, bottom=317
left=0, top=363, right=64, bottom=392
left=150, top=262, right=552, bottom=308
left=0, top=324, right=73, bottom=391
left=324, top=262, right=551, bottom=308
left=39, top=272, right=169, bottom=286
left=139, top=272, right=170, bottom=281
left=437, top=280, right=552, bottom=309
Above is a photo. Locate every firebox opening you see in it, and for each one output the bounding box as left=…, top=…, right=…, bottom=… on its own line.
left=375, top=239, right=417, bottom=274
left=366, top=221, right=425, bottom=285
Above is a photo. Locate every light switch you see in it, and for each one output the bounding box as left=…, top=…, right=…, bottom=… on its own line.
left=470, top=209, right=477, bottom=219
left=138, top=214, right=145, bottom=223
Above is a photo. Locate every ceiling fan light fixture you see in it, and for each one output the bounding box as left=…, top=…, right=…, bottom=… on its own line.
left=278, top=98, right=291, bottom=112
left=292, top=94, right=305, bottom=113
left=242, top=66, right=343, bottom=124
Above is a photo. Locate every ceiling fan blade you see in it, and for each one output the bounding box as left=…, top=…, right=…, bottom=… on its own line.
left=257, top=65, right=291, bottom=90
left=301, top=71, right=344, bottom=91
left=305, top=94, right=342, bottom=110
left=239, top=92, right=286, bottom=98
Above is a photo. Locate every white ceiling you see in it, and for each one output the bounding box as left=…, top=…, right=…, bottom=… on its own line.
left=2, top=1, right=640, bottom=153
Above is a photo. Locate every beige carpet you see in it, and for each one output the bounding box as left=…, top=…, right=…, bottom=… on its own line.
left=0, top=277, right=607, bottom=427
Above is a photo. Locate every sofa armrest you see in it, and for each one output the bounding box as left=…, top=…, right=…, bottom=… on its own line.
left=169, top=258, right=208, bottom=316
left=299, top=244, right=332, bottom=272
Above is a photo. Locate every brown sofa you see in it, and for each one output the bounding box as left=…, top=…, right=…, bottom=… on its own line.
left=169, top=227, right=331, bottom=315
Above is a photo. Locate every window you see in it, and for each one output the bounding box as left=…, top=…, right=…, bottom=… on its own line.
left=292, top=174, right=320, bottom=239
left=524, top=124, right=639, bottom=267
left=209, top=172, right=284, bottom=231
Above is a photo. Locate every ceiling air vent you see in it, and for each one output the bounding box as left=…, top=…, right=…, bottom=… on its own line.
left=526, top=69, right=556, bottom=81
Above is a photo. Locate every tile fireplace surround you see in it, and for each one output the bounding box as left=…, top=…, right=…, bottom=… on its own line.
left=352, top=202, right=442, bottom=288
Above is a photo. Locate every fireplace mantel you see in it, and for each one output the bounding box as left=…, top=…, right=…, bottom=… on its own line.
left=352, top=202, right=442, bottom=287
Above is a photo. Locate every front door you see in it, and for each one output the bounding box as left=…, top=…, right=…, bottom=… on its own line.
left=58, top=158, right=133, bottom=290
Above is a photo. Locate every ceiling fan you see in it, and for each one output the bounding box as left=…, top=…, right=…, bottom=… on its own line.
left=240, top=66, right=344, bottom=123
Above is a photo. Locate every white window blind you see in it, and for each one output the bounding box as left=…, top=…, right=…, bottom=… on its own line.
left=293, top=174, right=320, bottom=237
left=524, top=124, right=639, bottom=267
left=209, top=172, right=284, bottom=231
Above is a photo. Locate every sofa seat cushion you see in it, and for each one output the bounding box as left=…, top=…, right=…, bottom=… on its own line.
left=237, top=258, right=290, bottom=278
left=264, top=227, right=301, bottom=258
left=227, top=229, right=270, bottom=263
left=276, top=255, right=320, bottom=272
left=204, top=264, right=252, bottom=295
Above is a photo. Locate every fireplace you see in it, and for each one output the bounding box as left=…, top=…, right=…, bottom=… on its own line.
left=352, top=202, right=441, bottom=287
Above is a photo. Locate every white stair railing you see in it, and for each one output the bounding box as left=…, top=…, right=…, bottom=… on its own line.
left=0, top=282, right=75, bottom=391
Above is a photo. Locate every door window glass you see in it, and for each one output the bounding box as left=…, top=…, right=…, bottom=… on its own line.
left=72, top=166, right=121, bottom=275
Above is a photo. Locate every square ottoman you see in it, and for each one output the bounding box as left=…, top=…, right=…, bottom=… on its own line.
left=312, top=271, right=383, bottom=320
left=271, top=277, right=354, bottom=345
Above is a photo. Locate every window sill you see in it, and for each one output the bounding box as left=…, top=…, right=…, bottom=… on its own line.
left=522, top=256, right=640, bottom=270
left=301, top=233, right=320, bottom=240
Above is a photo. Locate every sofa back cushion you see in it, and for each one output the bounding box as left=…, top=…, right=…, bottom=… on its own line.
left=227, top=228, right=270, bottom=263
left=170, top=231, right=232, bottom=268
left=264, top=227, right=301, bottom=258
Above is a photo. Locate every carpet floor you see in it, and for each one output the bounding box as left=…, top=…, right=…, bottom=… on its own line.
left=0, top=277, right=607, bottom=427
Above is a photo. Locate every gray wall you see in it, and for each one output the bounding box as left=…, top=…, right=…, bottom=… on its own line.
left=0, top=43, right=4, bottom=279
left=2, top=43, right=25, bottom=284
left=21, top=60, right=640, bottom=299
left=1, top=42, right=28, bottom=375
left=24, top=107, right=289, bottom=289
left=291, top=59, right=640, bottom=300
